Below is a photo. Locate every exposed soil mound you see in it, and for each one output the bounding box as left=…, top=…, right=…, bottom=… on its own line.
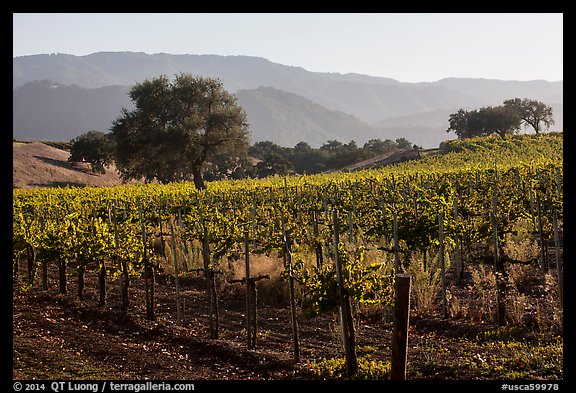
left=13, top=142, right=127, bottom=189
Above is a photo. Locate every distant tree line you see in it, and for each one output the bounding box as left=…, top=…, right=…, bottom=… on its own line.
left=244, top=138, right=413, bottom=179
left=68, top=130, right=414, bottom=181
left=447, top=98, right=554, bottom=139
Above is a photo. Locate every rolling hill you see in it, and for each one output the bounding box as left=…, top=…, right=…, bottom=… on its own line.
left=13, top=141, right=127, bottom=189
left=236, top=86, right=388, bottom=147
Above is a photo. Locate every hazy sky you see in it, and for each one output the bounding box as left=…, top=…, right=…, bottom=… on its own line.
left=13, top=13, right=563, bottom=83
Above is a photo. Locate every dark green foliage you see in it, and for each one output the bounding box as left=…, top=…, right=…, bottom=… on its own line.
left=203, top=154, right=256, bottom=181
left=110, top=74, right=250, bottom=189
left=249, top=138, right=414, bottom=177
left=447, top=98, right=553, bottom=139
left=503, top=98, right=555, bottom=134
left=68, top=131, right=115, bottom=173
left=447, top=106, right=521, bottom=139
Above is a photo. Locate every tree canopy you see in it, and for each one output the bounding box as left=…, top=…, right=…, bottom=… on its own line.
left=110, top=74, right=250, bottom=189
left=503, top=98, right=555, bottom=134
left=68, top=130, right=115, bottom=174
left=249, top=137, right=414, bottom=177
left=447, top=98, right=553, bottom=139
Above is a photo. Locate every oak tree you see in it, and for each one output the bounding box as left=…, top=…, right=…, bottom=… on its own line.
left=110, top=74, right=250, bottom=189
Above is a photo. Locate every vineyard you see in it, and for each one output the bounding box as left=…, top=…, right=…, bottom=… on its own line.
left=13, top=133, right=563, bottom=380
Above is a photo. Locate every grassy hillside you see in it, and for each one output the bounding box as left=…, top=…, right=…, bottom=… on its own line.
left=389, top=132, right=563, bottom=173
left=283, top=132, right=563, bottom=187
left=13, top=141, right=129, bottom=189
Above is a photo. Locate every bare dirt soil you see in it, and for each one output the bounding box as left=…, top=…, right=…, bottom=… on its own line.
left=12, top=256, right=563, bottom=382
left=13, top=142, right=128, bottom=189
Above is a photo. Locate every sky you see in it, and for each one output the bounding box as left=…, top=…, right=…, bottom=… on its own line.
left=13, top=13, right=563, bottom=83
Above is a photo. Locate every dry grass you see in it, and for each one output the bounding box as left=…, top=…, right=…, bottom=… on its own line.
left=503, top=218, right=540, bottom=263
left=468, top=264, right=497, bottom=323
left=13, top=142, right=131, bottom=189
left=407, top=251, right=442, bottom=317
left=227, top=253, right=284, bottom=281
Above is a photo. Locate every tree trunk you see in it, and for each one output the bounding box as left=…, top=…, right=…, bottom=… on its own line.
left=192, top=167, right=206, bottom=190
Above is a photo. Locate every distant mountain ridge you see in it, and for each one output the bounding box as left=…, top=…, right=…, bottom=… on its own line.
left=13, top=52, right=563, bottom=148
left=13, top=80, right=131, bottom=141
left=13, top=81, right=415, bottom=147
left=235, top=86, right=387, bottom=147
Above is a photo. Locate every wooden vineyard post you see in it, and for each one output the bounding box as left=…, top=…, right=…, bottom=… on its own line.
left=23, top=208, right=36, bottom=287
left=170, top=222, right=183, bottom=325
left=244, top=229, right=253, bottom=349
left=280, top=209, right=300, bottom=363
left=312, top=210, right=323, bottom=268
left=332, top=209, right=358, bottom=378
left=178, top=209, right=189, bottom=273
left=56, top=207, right=67, bottom=295
left=438, top=213, right=448, bottom=319
left=348, top=210, right=354, bottom=244
left=285, top=231, right=300, bottom=362
left=528, top=185, right=537, bottom=234
left=250, top=196, right=259, bottom=346
left=251, top=277, right=258, bottom=347
left=224, top=230, right=271, bottom=348
left=199, top=206, right=219, bottom=339
left=91, top=208, right=106, bottom=307
left=413, top=192, right=428, bottom=273
left=157, top=204, right=167, bottom=259
left=138, top=205, right=155, bottom=321
left=393, top=211, right=401, bottom=274
left=554, top=167, right=563, bottom=311
left=553, top=210, right=563, bottom=311
left=74, top=217, right=86, bottom=301
left=98, top=256, right=107, bottom=307
left=453, top=197, right=463, bottom=283
left=391, top=274, right=411, bottom=380
left=323, top=194, right=329, bottom=223
left=536, top=195, right=548, bottom=273
left=492, top=165, right=507, bottom=327
left=251, top=196, right=257, bottom=246
left=536, top=171, right=549, bottom=272
left=97, top=210, right=108, bottom=306
left=111, top=202, right=130, bottom=312
left=39, top=216, right=48, bottom=291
